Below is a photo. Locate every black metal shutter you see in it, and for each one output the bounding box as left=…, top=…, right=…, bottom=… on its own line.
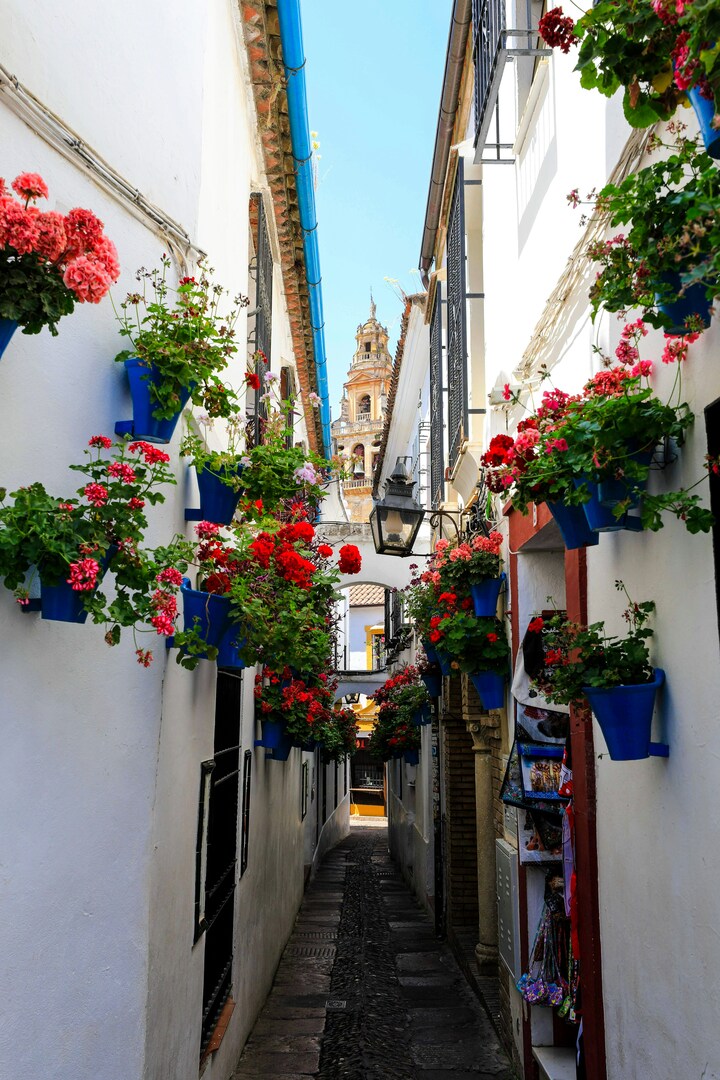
left=429, top=283, right=444, bottom=509
left=249, top=197, right=273, bottom=445
left=472, top=0, right=506, bottom=149
left=446, top=158, right=468, bottom=473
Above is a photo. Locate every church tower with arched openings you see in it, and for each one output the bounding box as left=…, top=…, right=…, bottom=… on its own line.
left=331, top=296, right=394, bottom=523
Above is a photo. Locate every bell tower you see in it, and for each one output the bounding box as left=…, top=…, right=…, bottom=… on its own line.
left=331, top=296, right=393, bottom=522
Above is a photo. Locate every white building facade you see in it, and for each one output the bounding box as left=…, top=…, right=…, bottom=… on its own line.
left=0, top=4, right=349, bottom=1079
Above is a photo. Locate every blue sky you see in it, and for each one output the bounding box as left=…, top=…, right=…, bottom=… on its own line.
left=301, top=0, right=452, bottom=418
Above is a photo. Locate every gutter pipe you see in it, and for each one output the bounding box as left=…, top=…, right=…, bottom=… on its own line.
left=418, top=0, right=472, bottom=287
left=277, top=0, right=332, bottom=457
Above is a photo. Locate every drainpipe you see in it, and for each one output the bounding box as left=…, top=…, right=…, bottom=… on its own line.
left=418, top=0, right=472, bottom=287
left=277, top=0, right=332, bottom=458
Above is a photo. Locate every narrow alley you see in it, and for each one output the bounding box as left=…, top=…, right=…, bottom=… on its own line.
left=233, top=826, right=515, bottom=1080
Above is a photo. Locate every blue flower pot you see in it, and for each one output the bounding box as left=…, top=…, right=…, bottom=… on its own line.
left=269, top=731, right=294, bottom=761
left=470, top=573, right=506, bottom=618
left=574, top=478, right=643, bottom=533
left=596, top=451, right=653, bottom=509
left=583, top=669, right=666, bottom=761
left=256, top=718, right=284, bottom=749
left=469, top=670, right=505, bottom=710
left=195, top=464, right=245, bottom=526
left=40, top=547, right=116, bottom=623
left=403, top=748, right=420, bottom=766
left=412, top=702, right=432, bottom=727
left=422, top=639, right=440, bottom=664
left=180, top=578, right=232, bottom=655
left=420, top=671, right=442, bottom=699
left=688, top=85, right=720, bottom=160
left=124, top=357, right=192, bottom=443
left=655, top=273, right=712, bottom=335
left=216, top=625, right=247, bottom=670
left=436, top=651, right=453, bottom=677
left=40, top=579, right=91, bottom=623
left=547, top=500, right=600, bottom=550
left=0, top=318, right=18, bottom=360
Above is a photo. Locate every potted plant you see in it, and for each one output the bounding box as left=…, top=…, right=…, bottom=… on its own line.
left=239, top=388, right=337, bottom=519
left=180, top=414, right=247, bottom=526
left=434, top=531, right=505, bottom=617
left=539, top=3, right=720, bottom=154
left=417, top=650, right=442, bottom=699
left=367, top=700, right=422, bottom=765
left=583, top=134, right=720, bottom=331
left=0, top=172, right=119, bottom=355
left=426, top=593, right=510, bottom=710
left=403, top=563, right=443, bottom=653
left=374, top=666, right=432, bottom=727
left=114, top=256, right=247, bottom=442
left=483, top=328, right=714, bottom=540
left=528, top=585, right=666, bottom=760
left=0, top=435, right=175, bottom=624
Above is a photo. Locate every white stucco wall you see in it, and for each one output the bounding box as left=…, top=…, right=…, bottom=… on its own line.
left=0, top=3, right=320, bottom=1078
left=475, top=34, right=720, bottom=1079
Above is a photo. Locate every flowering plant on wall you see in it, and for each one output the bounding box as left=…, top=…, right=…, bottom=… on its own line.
left=528, top=584, right=655, bottom=707
left=539, top=2, right=719, bottom=128
left=367, top=701, right=421, bottom=762
left=582, top=133, right=720, bottom=329
left=402, top=563, right=443, bottom=641
left=427, top=597, right=510, bottom=676
left=0, top=436, right=186, bottom=660
left=434, top=531, right=504, bottom=593
left=373, top=665, right=431, bottom=727
left=254, top=668, right=357, bottom=758
left=239, top=376, right=349, bottom=521
left=484, top=324, right=713, bottom=533
left=0, top=172, right=119, bottom=336
left=114, top=256, right=248, bottom=420
left=155, top=514, right=362, bottom=670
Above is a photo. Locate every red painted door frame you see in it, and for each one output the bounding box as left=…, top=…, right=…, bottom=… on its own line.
left=507, top=504, right=607, bottom=1080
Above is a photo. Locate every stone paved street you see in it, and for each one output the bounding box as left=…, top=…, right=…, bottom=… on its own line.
left=233, top=827, right=516, bottom=1080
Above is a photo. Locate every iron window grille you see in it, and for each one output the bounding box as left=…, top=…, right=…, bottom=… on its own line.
left=429, top=283, right=445, bottom=509
left=199, top=673, right=242, bottom=1057
left=472, top=0, right=552, bottom=163
left=248, top=194, right=273, bottom=445
left=446, top=159, right=468, bottom=475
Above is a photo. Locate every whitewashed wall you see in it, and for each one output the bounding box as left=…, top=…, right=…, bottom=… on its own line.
left=476, top=28, right=720, bottom=1080
left=0, top=3, right=326, bottom=1079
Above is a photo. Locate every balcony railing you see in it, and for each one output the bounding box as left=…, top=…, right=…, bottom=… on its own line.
left=333, top=418, right=383, bottom=436
left=343, top=477, right=372, bottom=489
left=472, top=0, right=551, bottom=162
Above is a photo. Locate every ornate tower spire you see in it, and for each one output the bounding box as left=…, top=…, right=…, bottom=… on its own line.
left=369, top=289, right=376, bottom=319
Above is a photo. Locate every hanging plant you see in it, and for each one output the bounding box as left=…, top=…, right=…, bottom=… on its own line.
left=114, top=256, right=247, bottom=421
left=0, top=172, right=119, bottom=347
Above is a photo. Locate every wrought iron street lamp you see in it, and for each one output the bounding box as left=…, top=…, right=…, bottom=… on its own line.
left=369, top=457, right=425, bottom=557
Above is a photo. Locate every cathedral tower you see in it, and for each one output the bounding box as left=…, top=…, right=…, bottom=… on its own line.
left=331, top=297, right=393, bottom=523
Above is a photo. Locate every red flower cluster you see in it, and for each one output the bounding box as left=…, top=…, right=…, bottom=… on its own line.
left=337, top=544, right=361, bottom=575
left=248, top=529, right=317, bottom=589
left=538, top=7, right=579, bottom=52
left=67, top=557, right=100, bottom=592
left=128, top=441, right=171, bottom=465
left=245, top=371, right=261, bottom=391
left=482, top=433, right=515, bottom=467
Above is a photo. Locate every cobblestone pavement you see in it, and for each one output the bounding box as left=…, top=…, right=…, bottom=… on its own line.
left=232, top=827, right=516, bottom=1080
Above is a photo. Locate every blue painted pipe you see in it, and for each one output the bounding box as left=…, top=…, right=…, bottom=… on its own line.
left=277, top=0, right=332, bottom=457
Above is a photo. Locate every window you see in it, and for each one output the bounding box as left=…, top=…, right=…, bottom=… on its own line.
left=199, top=673, right=243, bottom=1057
left=364, top=341, right=371, bottom=352
left=280, top=366, right=296, bottom=450
left=352, top=444, right=365, bottom=477
left=357, top=393, right=371, bottom=418
left=429, top=283, right=445, bottom=508
left=446, top=160, right=468, bottom=473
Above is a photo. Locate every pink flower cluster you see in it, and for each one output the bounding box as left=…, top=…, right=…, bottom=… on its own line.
left=108, top=461, right=137, bottom=484
left=150, top=586, right=178, bottom=636
left=662, top=332, right=699, bottom=364
left=0, top=172, right=119, bottom=303
left=652, top=0, right=693, bottom=26
left=67, top=558, right=100, bottom=592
